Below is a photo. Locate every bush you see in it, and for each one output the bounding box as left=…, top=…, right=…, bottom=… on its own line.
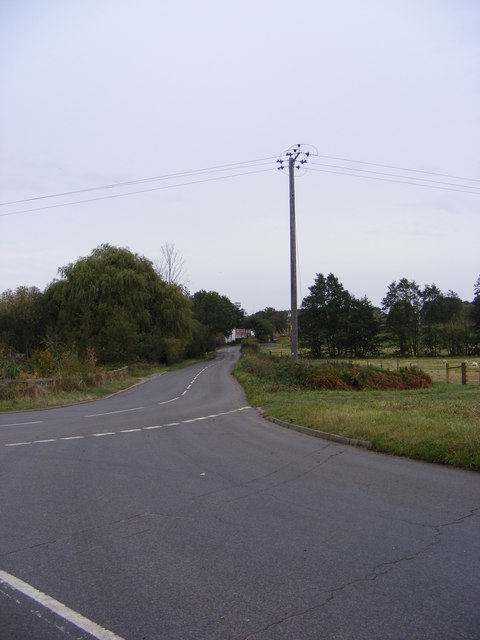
left=33, top=348, right=57, bottom=378
left=160, top=338, right=184, bottom=365
left=241, top=337, right=261, bottom=353
left=237, top=351, right=433, bottom=392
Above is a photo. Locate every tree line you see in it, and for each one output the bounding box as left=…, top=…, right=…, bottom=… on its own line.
left=1, top=244, right=479, bottom=375
left=0, top=244, right=244, bottom=374
left=299, top=273, right=480, bottom=358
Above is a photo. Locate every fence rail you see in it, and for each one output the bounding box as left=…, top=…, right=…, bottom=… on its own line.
left=0, top=366, right=129, bottom=399
left=266, top=348, right=480, bottom=386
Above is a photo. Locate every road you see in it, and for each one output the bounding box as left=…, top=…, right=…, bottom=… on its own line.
left=1, top=346, right=479, bottom=639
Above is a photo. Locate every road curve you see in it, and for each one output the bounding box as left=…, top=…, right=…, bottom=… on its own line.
left=1, top=346, right=479, bottom=639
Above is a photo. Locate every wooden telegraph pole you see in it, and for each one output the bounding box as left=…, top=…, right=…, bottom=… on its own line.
left=277, top=144, right=310, bottom=362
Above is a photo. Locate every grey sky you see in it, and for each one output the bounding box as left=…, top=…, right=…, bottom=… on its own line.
left=1, top=0, right=479, bottom=314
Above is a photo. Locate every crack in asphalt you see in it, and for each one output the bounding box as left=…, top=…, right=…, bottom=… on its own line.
left=0, top=511, right=184, bottom=560
left=241, top=505, right=480, bottom=640
left=192, top=444, right=343, bottom=504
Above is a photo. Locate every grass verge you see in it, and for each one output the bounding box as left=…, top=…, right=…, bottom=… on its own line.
left=235, top=351, right=480, bottom=471
left=0, top=358, right=205, bottom=412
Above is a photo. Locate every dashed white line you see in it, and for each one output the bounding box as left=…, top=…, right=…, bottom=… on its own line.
left=0, top=570, right=126, bottom=640
left=3, top=407, right=252, bottom=448
left=77, top=360, right=218, bottom=418
left=85, top=407, right=144, bottom=418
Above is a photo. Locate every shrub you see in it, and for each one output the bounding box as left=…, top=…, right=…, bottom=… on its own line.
left=237, top=351, right=433, bottom=392
left=33, top=348, right=57, bottom=378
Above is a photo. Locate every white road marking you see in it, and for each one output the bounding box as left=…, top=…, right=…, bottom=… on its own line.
left=158, top=397, right=179, bottom=405
left=0, top=420, right=43, bottom=428
left=0, top=570, right=126, bottom=640
left=85, top=407, right=144, bottom=418
left=82, top=361, right=217, bottom=416
left=3, top=407, right=253, bottom=448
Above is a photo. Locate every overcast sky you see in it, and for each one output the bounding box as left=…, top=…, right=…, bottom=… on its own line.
left=1, top=0, right=479, bottom=314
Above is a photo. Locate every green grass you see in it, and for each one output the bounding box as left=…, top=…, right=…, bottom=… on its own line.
left=235, top=351, right=480, bottom=470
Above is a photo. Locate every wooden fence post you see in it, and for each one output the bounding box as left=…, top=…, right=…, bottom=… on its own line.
left=461, top=362, right=467, bottom=385
left=446, top=363, right=450, bottom=384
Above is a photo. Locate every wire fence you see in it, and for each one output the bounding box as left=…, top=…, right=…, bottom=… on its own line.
left=266, top=346, right=480, bottom=387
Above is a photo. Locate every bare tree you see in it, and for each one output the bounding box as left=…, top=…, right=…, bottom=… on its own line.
left=155, top=243, right=188, bottom=288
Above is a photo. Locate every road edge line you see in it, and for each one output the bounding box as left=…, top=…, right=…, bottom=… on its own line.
left=0, top=570, right=126, bottom=640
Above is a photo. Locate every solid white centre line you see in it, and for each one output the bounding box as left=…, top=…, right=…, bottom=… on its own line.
left=158, top=397, right=179, bottom=406
left=0, top=420, right=43, bottom=428
left=0, top=570, right=126, bottom=640
left=84, top=407, right=144, bottom=418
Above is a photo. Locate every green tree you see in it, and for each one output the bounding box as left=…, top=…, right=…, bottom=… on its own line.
left=192, top=290, right=244, bottom=339
left=0, top=286, right=46, bottom=356
left=436, top=291, right=465, bottom=356
left=421, top=284, right=444, bottom=356
left=300, top=273, right=378, bottom=358
left=473, top=275, right=480, bottom=351
left=245, top=307, right=288, bottom=343
left=45, top=244, right=194, bottom=364
left=382, top=279, right=422, bottom=356
left=347, top=296, right=381, bottom=357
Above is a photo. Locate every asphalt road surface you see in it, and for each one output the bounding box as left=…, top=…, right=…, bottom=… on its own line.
left=1, top=347, right=479, bottom=639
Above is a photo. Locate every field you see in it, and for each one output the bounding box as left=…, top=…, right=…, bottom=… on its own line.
left=235, top=345, right=480, bottom=471
left=264, top=340, right=480, bottom=387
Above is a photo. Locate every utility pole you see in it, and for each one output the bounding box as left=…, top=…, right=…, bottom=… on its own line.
left=277, top=144, right=310, bottom=362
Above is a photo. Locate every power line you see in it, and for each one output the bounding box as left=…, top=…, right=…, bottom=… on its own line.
left=0, top=167, right=275, bottom=218
left=308, top=160, right=480, bottom=192
left=0, top=156, right=277, bottom=207
left=308, top=166, right=480, bottom=196
left=311, top=153, right=480, bottom=184
left=2, top=151, right=478, bottom=220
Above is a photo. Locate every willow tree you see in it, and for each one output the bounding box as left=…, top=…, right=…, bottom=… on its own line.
left=45, top=244, right=194, bottom=364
